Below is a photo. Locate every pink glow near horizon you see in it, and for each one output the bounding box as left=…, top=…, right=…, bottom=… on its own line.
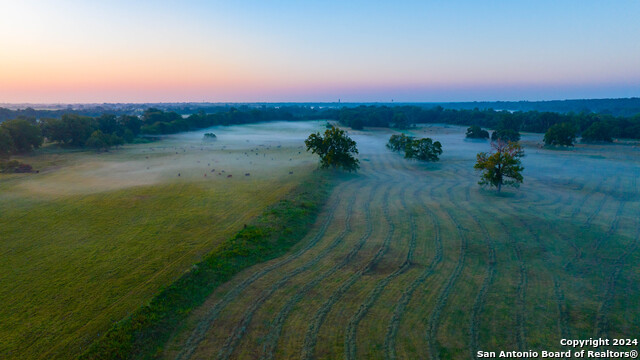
left=1, top=1, right=639, bottom=103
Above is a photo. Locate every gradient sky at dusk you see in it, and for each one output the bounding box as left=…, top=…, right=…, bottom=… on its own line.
left=1, top=0, right=639, bottom=103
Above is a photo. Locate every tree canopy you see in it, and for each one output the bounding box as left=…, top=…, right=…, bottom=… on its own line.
left=1, top=119, right=43, bottom=153
left=581, top=121, right=613, bottom=142
left=404, top=138, right=443, bottom=162
left=387, top=134, right=442, bottom=162
left=386, top=134, right=414, bottom=152
left=474, top=140, right=524, bottom=192
left=0, top=127, right=14, bottom=159
left=305, top=126, right=359, bottom=171
left=491, top=128, right=521, bottom=142
left=392, top=112, right=411, bottom=129
left=41, top=114, right=94, bottom=146
left=466, top=125, right=490, bottom=139
left=544, top=122, right=577, bottom=146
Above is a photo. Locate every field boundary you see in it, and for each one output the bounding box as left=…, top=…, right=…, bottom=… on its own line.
left=78, top=170, right=338, bottom=360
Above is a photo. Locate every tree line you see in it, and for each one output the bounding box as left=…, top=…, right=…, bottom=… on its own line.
left=0, top=114, right=142, bottom=164
left=3, top=104, right=639, bottom=163
left=138, top=107, right=299, bottom=135
left=334, top=105, right=640, bottom=140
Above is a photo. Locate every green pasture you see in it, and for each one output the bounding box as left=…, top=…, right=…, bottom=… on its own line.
left=165, top=125, right=640, bottom=360
left=0, top=121, right=324, bottom=359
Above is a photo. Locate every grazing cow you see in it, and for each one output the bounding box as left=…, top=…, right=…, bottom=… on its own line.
left=245, top=173, right=250, bottom=176
left=289, top=171, right=293, bottom=175
left=211, top=169, right=215, bottom=172
left=227, top=174, right=232, bottom=178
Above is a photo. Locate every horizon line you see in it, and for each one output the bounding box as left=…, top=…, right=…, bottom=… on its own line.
left=2, top=96, right=640, bottom=107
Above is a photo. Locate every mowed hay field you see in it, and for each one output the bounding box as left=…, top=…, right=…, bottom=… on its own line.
left=0, top=121, right=327, bottom=359
left=165, top=125, right=640, bottom=360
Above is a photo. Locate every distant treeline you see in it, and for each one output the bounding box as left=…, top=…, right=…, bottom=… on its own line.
left=434, top=97, right=640, bottom=117
left=134, top=105, right=640, bottom=140
left=139, top=107, right=308, bottom=134
left=0, top=114, right=143, bottom=159
left=3, top=97, right=640, bottom=120
left=2, top=104, right=640, bottom=161
left=334, top=105, right=640, bottom=140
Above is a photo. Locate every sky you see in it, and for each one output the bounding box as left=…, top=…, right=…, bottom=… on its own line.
left=0, top=0, right=639, bottom=103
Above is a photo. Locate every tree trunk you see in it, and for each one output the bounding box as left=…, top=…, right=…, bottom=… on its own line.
left=497, top=182, right=502, bottom=192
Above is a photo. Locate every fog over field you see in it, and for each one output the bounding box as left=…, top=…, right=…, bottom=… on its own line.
left=2, top=121, right=639, bottom=359
left=0, top=121, right=326, bottom=359
left=163, top=123, right=639, bottom=360
left=9, top=121, right=324, bottom=197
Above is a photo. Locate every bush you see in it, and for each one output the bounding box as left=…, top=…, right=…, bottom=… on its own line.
left=0, top=160, right=34, bottom=173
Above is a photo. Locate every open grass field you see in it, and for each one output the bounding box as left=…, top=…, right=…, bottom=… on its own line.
left=0, top=121, right=327, bottom=359
left=164, top=124, right=640, bottom=359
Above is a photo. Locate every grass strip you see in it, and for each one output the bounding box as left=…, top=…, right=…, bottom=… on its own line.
left=78, top=171, right=335, bottom=360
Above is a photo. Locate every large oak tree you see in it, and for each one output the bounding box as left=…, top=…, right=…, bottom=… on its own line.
left=474, top=140, right=524, bottom=192
left=305, top=126, right=359, bottom=171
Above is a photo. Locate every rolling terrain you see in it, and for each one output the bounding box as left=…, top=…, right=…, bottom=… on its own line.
left=165, top=125, right=640, bottom=359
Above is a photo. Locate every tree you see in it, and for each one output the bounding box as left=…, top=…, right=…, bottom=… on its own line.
left=305, top=126, right=359, bottom=171
left=387, top=134, right=414, bottom=152
left=41, top=114, right=94, bottom=146
left=405, top=138, right=443, bottom=162
left=466, top=125, right=490, bottom=139
left=491, top=128, right=521, bottom=142
left=110, top=134, right=124, bottom=148
left=97, top=114, right=118, bottom=134
left=0, top=127, right=15, bottom=159
left=118, top=115, right=143, bottom=136
left=544, top=122, right=577, bottom=146
left=123, top=129, right=135, bottom=143
left=85, top=130, right=111, bottom=151
left=1, top=119, right=43, bottom=153
left=581, top=121, right=613, bottom=142
left=474, top=140, right=524, bottom=192
left=392, top=112, right=410, bottom=129
left=350, top=117, right=364, bottom=130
